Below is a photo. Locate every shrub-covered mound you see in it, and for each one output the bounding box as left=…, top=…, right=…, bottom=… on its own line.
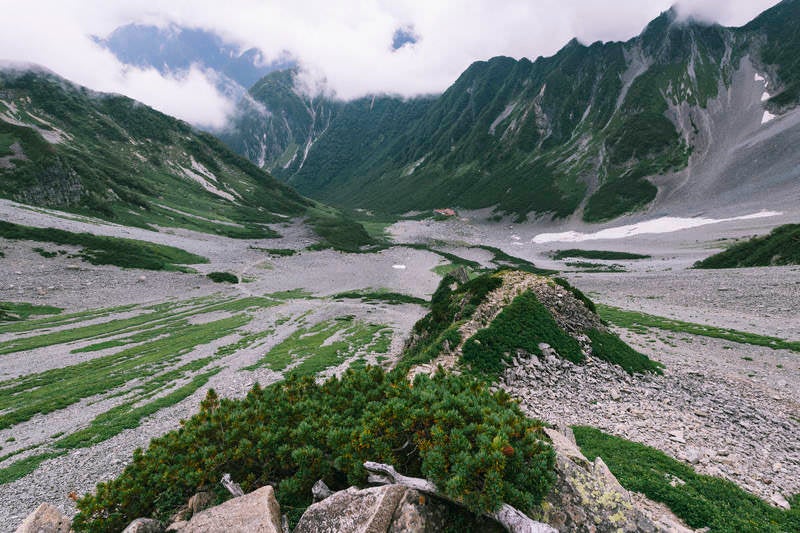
left=695, top=223, right=800, bottom=268
left=206, top=271, right=239, bottom=283
left=404, top=270, right=663, bottom=377
left=73, top=368, right=555, bottom=532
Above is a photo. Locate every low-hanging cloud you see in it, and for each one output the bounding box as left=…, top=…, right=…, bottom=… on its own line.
left=0, top=0, right=781, bottom=127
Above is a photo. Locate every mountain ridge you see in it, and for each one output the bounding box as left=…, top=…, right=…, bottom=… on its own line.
left=222, top=0, right=800, bottom=222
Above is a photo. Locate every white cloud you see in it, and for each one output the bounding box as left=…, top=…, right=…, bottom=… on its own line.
left=0, top=0, right=782, bottom=125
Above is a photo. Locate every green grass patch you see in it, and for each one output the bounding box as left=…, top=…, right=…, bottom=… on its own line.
left=32, top=247, right=58, bottom=258
left=402, top=243, right=482, bottom=270
left=245, top=317, right=390, bottom=377
left=0, top=303, right=136, bottom=334
left=53, top=368, right=220, bottom=451
left=0, top=221, right=207, bottom=271
left=476, top=245, right=556, bottom=275
left=332, top=289, right=428, bottom=306
left=206, top=271, right=239, bottom=284
left=0, top=313, right=250, bottom=429
left=694, top=224, right=800, bottom=268
left=266, top=288, right=315, bottom=300
left=305, top=207, right=376, bottom=252
left=574, top=426, right=799, bottom=532
left=587, top=328, right=663, bottom=374
left=462, top=290, right=583, bottom=377
left=0, top=301, right=62, bottom=322
left=551, top=249, right=650, bottom=260
left=564, top=261, right=626, bottom=272
left=431, top=263, right=470, bottom=277
left=597, top=304, right=800, bottom=352
left=262, top=248, right=297, bottom=257
left=0, top=451, right=66, bottom=485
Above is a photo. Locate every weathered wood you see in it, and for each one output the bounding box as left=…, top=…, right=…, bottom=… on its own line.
left=220, top=473, right=245, bottom=497
left=364, top=461, right=556, bottom=533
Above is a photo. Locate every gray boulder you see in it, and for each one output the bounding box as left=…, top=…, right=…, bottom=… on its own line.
left=14, top=503, right=71, bottom=533
left=121, top=518, right=164, bottom=533
left=167, top=485, right=281, bottom=533
left=540, top=427, right=691, bottom=532
left=294, top=485, right=503, bottom=533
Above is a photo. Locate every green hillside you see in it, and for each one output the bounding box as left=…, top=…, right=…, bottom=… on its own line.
left=0, top=69, right=373, bottom=250
left=695, top=223, right=800, bottom=268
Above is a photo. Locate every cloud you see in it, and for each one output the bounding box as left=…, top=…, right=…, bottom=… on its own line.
left=0, top=0, right=782, bottom=125
left=0, top=1, right=234, bottom=128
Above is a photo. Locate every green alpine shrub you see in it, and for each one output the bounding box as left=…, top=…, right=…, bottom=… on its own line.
left=73, top=367, right=555, bottom=532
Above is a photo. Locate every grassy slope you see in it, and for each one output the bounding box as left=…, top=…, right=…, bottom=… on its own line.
left=0, top=220, right=206, bottom=271
left=694, top=224, right=800, bottom=268
left=0, top=70, right=374, bottom=251
left=598, top=304, right=800, bottom=352
left=0, top=71, right=308, bottom=232
left=575, top=426, right=799, bottom=532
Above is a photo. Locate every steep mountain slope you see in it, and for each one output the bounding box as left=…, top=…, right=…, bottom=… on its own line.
left=225, top=2, right=800, bottom=222
left=0, top=67, right=329, bottom=240
left=218, top=69, right=341, bottom=172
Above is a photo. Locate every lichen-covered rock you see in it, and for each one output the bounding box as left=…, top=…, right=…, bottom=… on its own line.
left=187, top=491, right=214, bottom=515
left=540, top=427, right=658, bottom=532
left=167, top=485, right=281, bottom=533
left=14, top=503, right=71, bottom=533
left=121, top=518, right=164, bottom=533
left=294, top=485, right=407, bottom=533
left=295, top=485, right=503, bottom=533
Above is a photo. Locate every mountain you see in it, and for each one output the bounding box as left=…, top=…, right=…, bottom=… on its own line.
left=94, top=24, right=293, bottom=93
left=223, top=1, right=800, bottom=222
left=0, top=67, right=379, bottom=245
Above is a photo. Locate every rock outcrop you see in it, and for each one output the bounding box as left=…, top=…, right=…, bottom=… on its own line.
left=14, top=503, right=71, bottom=533
left=539, top=427, right=691, bottom=533
left=121, top=518, right=163, bottom=533
left=294, top=484, right=504, bottom=533
left=166, top=485, right=281, bottom=533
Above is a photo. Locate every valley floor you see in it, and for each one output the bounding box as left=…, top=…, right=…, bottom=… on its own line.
left=0, top=199, right=798, bottom=529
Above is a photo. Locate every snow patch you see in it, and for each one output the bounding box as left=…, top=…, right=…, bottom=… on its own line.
left=761, top=110, right=777, bottom=124
left=531, top=211, right=782, bottom=243
left=190, top=157, right=218, bottom=183
left=282, top=150, right=298, bottom=169
left=404, top=156, right=426, bottom=176
left=0, top=100, right=68, bottom=144
left=489, top=102, right=516, bottom=135
left=176, top=163, right=237, bottom=202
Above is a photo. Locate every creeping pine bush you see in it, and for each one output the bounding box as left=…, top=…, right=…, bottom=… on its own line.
left=73, top=367, right=555, bottom=532
left=206, top=271, right=238, bottom=284
left=462, top=290, right=583, bottom=377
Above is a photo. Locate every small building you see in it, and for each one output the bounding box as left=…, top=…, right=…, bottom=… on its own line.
left=434, top=208, right=456, bottom=217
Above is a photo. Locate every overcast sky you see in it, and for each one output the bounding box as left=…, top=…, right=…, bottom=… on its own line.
left=0, top=0, right=781, bottom=128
